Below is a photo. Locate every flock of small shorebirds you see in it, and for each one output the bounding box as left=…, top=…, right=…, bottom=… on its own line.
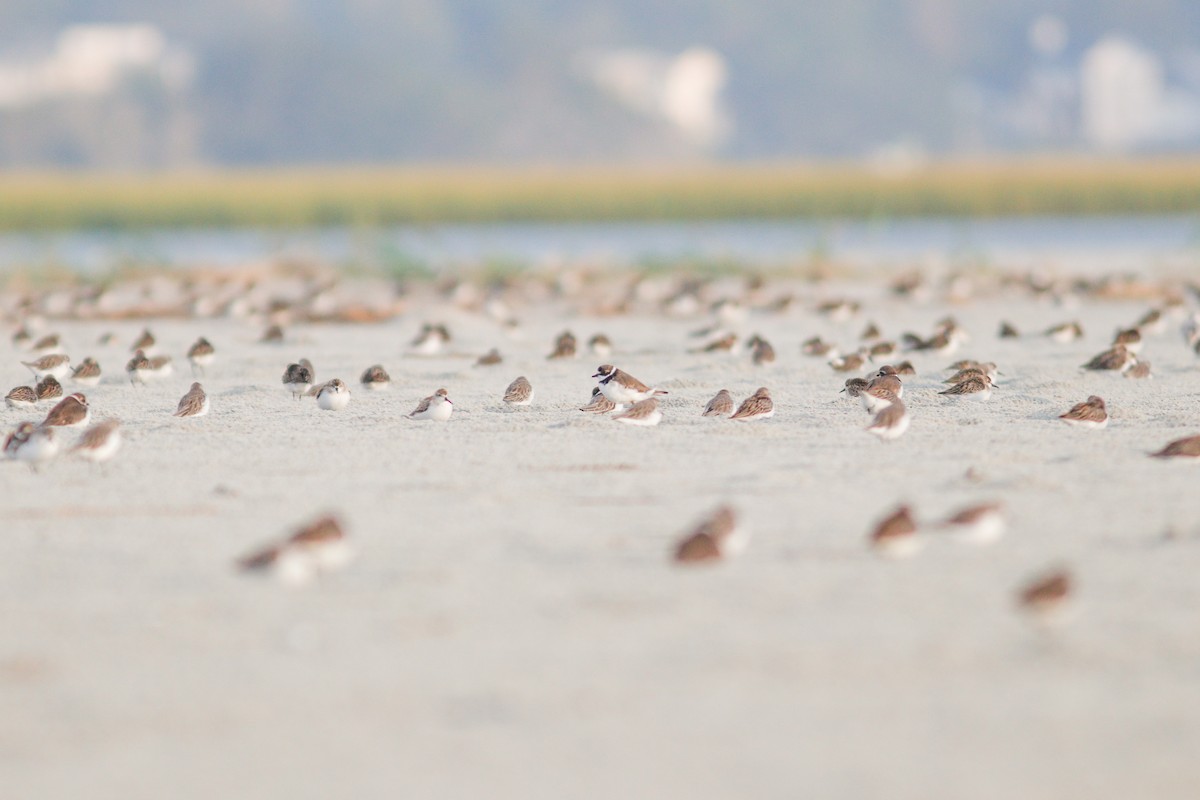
left=6, top=265, right=1200, bottom=623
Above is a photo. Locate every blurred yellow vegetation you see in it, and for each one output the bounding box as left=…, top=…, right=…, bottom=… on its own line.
left=1, top=159, right=1199, bottom=229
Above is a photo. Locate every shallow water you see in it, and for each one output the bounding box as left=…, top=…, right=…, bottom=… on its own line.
left=4, top=215, right=1200, bottom=275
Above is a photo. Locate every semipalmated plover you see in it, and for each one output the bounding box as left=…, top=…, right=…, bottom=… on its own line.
left=41, top=393, right=89, bottom=428
left=593, top=365, right=667, bottom=404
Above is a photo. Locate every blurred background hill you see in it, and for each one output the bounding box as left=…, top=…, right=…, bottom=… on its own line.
left=2, top=1, right=1200, bottom=168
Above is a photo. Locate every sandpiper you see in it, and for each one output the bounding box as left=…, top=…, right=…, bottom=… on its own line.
left=730, top=387, right=774, bottom=421
left=187, top=337, right=216, bottom=377
left=701, top=389, right=734, bottom=418
left=547, top=330, right=578, bottom=359
left=1150, top=434, right=1200, bottom=461
left=673, top=506, right=747, bottom=564
left=503, top=376, right=534, bottom=406
left=71, top=357, right=102, bottom=387
left=315, top=379, right=351, bottom=411
left=612, top=397, right=662, bottom=427
left=359, top=364, right=391, bottom=391
left=1059, top=396, right=1108, bottom=429
left=5, top=386, right=37, bottom=409
left=174, top=383, right=210, bottom=417
left=21, top=354, right=71, bottom=381
left=866, top=401, right=909, bottom=441
left=408, top=388, right=453, bottom=421
left=869, top=504, right=921, bottom=558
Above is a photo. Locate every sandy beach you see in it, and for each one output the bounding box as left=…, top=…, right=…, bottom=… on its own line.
left=4, top=269, right=1200, bottom=799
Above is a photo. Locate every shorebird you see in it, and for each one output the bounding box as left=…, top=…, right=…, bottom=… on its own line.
left=673, top=506, right=748, bottom=564
left=408, top=388, right=453, bottom=421
left=503, top=376, right=534, bottom=406
left=593, top=365, right=667, bottom=404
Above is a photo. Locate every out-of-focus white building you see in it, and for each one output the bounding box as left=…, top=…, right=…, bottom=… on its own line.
left=575, top=46, right=732, bottom=150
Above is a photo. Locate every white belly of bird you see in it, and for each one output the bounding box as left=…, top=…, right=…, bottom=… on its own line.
left=39, top=364, right=71, bottom=380
left=616, top=408, right=662, bottom=427
left=868, top=414, right=909, bottom=440
left=1061, top=416, right=1107, bottom=430
left=362, top=381, right=389, bottom=391
left=73, top=375, right=101, bottom=387
left=413, top=399, right=453, bottom=421
left=599, top=382, right=651, bottom=404
left=734, top=407, right=774, bottom=421
left=410, top=337, right=444, bottom=355
left=77, top=432, right=122, bottom=463
left=949, top=514, right=1005, bottom=545
left=191, top=397, right=211, bottom=417
left=6, top=396, right=36, bottom=409
left=861, top=392, right=894, bottom=414
left=874, top=534, right=924, bottom=559
left=190, top=353, right=215, bottom=367
left=285, top=381, right=311, bottom=397
left=317, top=389, right=349, bottom=411
left=17, top=434, right=59, bottom=464
left=506, top=391, right=534, bottom=406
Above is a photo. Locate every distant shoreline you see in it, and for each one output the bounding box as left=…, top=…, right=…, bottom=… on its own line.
left=2, top=159, right=1200, bottom=231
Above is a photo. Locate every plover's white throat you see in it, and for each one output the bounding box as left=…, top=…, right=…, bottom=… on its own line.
left=701, top=389, right=734, bottom=417
left=408, top=388, right=453, bottom=421
left=315, top=379, right=350, bottom=411
left=503, top=376, right=534, bottom=406
left=1059, top=396, right=1108, bottom=429
left=174, top=382, right=210, bottom=418
left=592, top=365, right=667, bottom=404
left=41, top=393, right=90, bottom=428
left=612, top=397, right=662, bottom=426
left=730, top=387, right=774, bottom=421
